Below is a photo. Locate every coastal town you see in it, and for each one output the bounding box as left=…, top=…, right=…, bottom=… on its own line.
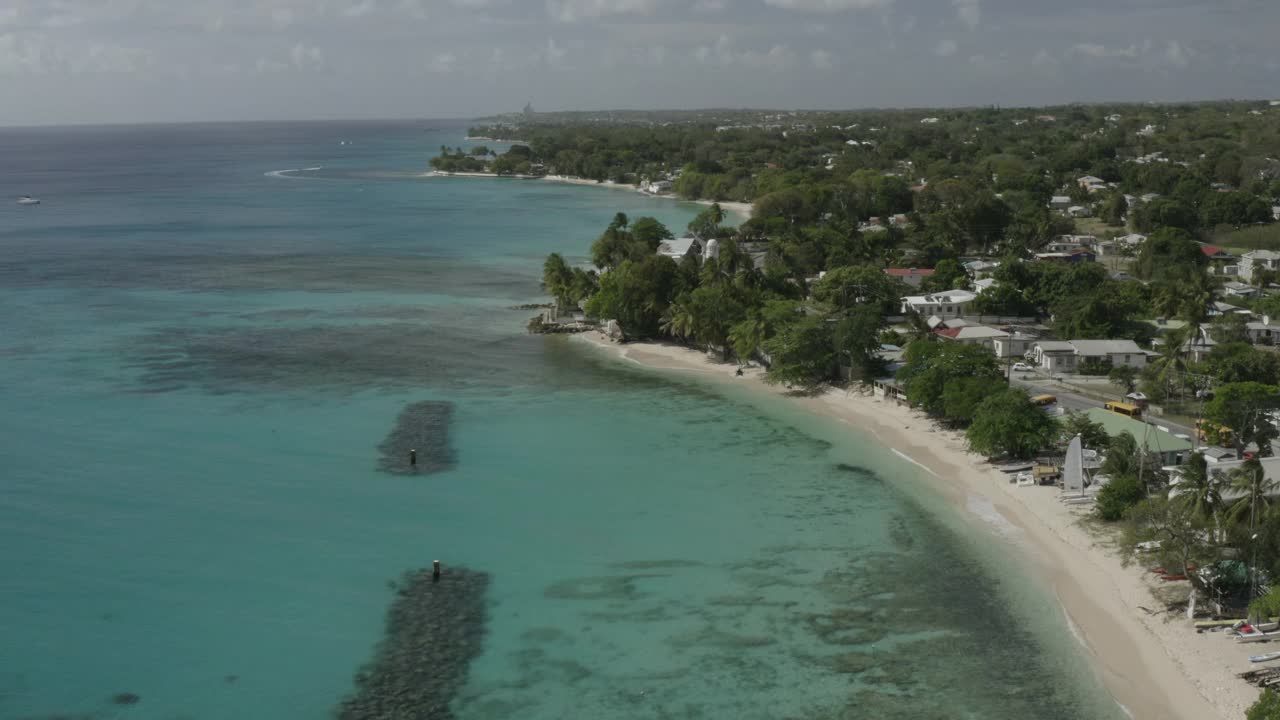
left=452, top=102, right=1280, bottom=718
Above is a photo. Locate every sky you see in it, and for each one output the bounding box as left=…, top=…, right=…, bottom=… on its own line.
left=1, top=0, right=1279, bottom=126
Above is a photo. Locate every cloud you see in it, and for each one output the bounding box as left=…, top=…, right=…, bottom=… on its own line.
left=1072, top=43, right=1138, bottom=59
left=1163, top=40, right=1190, bottom=68
left=934, top=39, right=957, bottom=57
left=809, top=48, right=833, bottom=69
left=695, top=35, right=795, bottom=70
left=546, top=0, right=660, bottom=22
left=763, top=0, right=892, bottom=9
left=426, top=51, right=456, bottom=73
left=343, top=0, right=378, bottom=18
left=289, top=43, right=325, bottom=71
left=951, top=0, right=979, bottom=29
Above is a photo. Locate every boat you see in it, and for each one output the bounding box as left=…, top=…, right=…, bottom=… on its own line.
left=994, top=461, right=1034, bottom=474
left=1016, top=472, right=1035, bottom=487
left=1062, top=435, right=1086, bottom=498
left=1236, top=623, right=1280, bottom=642
left=1251, top=651, right=1280, bottom=663
left=16, top=195, right=40, bottom=205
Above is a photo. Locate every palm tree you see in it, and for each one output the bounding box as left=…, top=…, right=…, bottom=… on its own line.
left=1148, top=325, right=1190, bottom=400
left=903, top=310, right=933, bottom=343
left=1225, top=460, right=1278, bottom=529
left=729, top=313, right=767, bottom=364
left=1174, top=453, right=1226, bottom=540
left=660, top=295, right=697, bottom=344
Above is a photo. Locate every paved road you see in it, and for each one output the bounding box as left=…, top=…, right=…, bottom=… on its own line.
left=1006, top=370, right=1198, bottom=438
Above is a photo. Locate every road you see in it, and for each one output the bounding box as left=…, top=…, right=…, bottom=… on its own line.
left=1006, top=370, right=1199, bottom=438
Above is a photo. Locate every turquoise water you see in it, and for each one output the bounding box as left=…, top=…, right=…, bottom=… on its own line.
left=0, top=121, right=1121, bottom=719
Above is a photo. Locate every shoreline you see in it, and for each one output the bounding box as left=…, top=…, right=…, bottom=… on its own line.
left=571, top=332, right=1251, bottom=720
left=428, top=170, right=753, bottom=222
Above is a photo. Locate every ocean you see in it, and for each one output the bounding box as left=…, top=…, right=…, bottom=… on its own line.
left=0, top=120, right=1124, bottom=719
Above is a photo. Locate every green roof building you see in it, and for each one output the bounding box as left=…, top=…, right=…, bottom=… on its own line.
left=1085, top=408, right=1192, bottom=465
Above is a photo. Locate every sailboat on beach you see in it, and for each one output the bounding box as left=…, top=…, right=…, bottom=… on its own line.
left=1061, top=435, right=1093, bottom=505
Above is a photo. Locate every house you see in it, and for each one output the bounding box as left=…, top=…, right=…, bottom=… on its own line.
left=1069, top=339, right=1147, bottom=370
left=1085, top=408, right=1190, bottom=466
left=933, top=325, right=1010, bottom=350
left=1067, top=205, right=1092, bottom=218
left=1240, top=250, right=1280, bottom=282
left=1119, top=233, right=1147, bottom=248
left=973, top=277, right=997, bottom=293
left=900, top=289, right=977, bottom=319
left=1031, top=341, right=1078, bottom=373
left=1077, top=175, right=1105, bottom=189
left=1273, top=206, right=1280, bottom=222
left=645, top=180, right=673, bottom=194
left=1049, top=195, right=1073, bottom=210
left=992, top=332, right=1038, bottom=359
left=890, top=214, right=910, bottom=227
left=884, top=267, right=935, bottom=287
left=1047, top=238, right=1094, bottom=253
left=1222, top=281, right=1260, bottom=300
left=1247, top=317, right=1278, bottom=345
left=1031, top=339, right=1146, bottom=373
left=1140, top=193, right=1162, bottom=203
left=657, top=236, right=701, bottom=260
left=1209, top=301, right=1254, bottom=318
left=872, top=376, right=907, bottom=403
left=963, top=260, right=1000, bottom=278
left=920, top=117, right=940, bottom=124
left=1201, top=245, right=1234, bottom=262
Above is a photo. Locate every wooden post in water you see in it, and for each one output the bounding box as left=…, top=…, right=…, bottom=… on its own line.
left=432, top=560, right=441, bottom=582
left=409, top=449, right=417, bottom=467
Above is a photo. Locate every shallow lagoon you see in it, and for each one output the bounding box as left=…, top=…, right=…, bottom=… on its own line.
left=0, top=121, right=1119, bottom=719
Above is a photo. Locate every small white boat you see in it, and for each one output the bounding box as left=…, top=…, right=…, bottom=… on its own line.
left=1251, top=651, right=1280, bottom=663
left=1236, top=624, right=1280, bottom=643
left=1016, top=472, right=1035, bottom=487
left=16, top=195, right=40, bottom=206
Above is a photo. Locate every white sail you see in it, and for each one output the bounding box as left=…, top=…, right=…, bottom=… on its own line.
left=1064, top=435, right=1084, bottom=495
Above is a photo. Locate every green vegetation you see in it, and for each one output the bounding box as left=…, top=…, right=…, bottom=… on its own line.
left=1248, top=689, right=1280, bottom=720
left=511, top=103, right=1280, bottom=611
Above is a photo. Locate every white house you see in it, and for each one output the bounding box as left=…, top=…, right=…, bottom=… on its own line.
left=1273, top=206, right=1280, bottom=222
left=1119, top=233, right=1147, bottom=248
left=657, top=236, right=700, bottom=260
left=933, top=325, right=1009, bottom=350
left=1069, top=339, right=1147, bottom=369
left=992, top=333, right=1038, bottom=359
left=1077, top=175, right=1105, bottom=188
left=901, top=289, right=977, bottom=319
left=883, top=267, right=935, bottom=287
left=1032, top=341, right=1079, bottom=373
left=1248, top=317, right=1278, bottom=345
left=1049, top=195, right=1073, bottom=210
left=1222, top=281, right=1260, bottom=300
left=1031, top=339, right=1147, bottom=373
left=1240, top=250, right=1280, bottom=282
left=1067, top=205, right=1092, bottom=218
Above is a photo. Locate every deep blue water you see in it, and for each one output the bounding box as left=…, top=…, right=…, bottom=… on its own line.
left=0, top=120, right=1122, bottom=720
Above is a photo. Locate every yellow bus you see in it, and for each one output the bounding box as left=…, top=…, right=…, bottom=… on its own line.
left=1105, top=401, right=1143, bottom=418
left=1031, top=394, right=1057, bottom=407
left=1196, top=420, right=1233, bottom=447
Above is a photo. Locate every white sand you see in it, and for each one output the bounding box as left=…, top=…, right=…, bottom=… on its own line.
left=432, top=171, right=753, bottom=222
left=573, top=332, right=1255, bottom=720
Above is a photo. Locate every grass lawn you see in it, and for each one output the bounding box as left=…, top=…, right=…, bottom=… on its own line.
left=1211, top=223, right=1280, bottom=252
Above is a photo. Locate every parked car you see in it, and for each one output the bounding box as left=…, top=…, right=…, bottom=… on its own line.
left=1012, top=362, right=1032, bottom=371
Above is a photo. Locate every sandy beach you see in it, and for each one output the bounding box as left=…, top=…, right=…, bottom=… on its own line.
left=573, top=332, right=1255, bottom=720
left=430, top=171, right=754, bottom=222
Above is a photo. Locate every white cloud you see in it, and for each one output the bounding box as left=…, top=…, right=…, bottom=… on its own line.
left=809, top=48, right=833, bottom=69
left=1072, top=43, right=1138, bottom=59
left=540, top=37, right=568, bottom=68
left=951, top=0, right=979, bottom=29
left=290, top=43, right=325, bottom=71
left=1032, top=49, right=1057, bottom=67
left=546, top=0, right=660, bottom=22
left=343, top=0, right=377, bottom=18
left=934, top=39, right=957, bottom=57
left=1163, top=40, right=1190, bottom=68
left=695, top=35, right=795, bottom=70
left=764, top=0, right=892, bottom=9
left=427, top=51, right=456, bottom=73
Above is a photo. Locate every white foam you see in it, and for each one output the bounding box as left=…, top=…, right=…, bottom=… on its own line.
left=264, top=166, right=322, bottom=179
left=965, top=493, right=1023, bottom=540
left=890, top=448, right=937, bottom=476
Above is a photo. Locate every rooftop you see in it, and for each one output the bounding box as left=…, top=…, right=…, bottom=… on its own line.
left=1069, top=339, right=1144, bottom=356
left=885, top=267, right=935, bottom=277
left=1085, top=408, right=1193, bottom=455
